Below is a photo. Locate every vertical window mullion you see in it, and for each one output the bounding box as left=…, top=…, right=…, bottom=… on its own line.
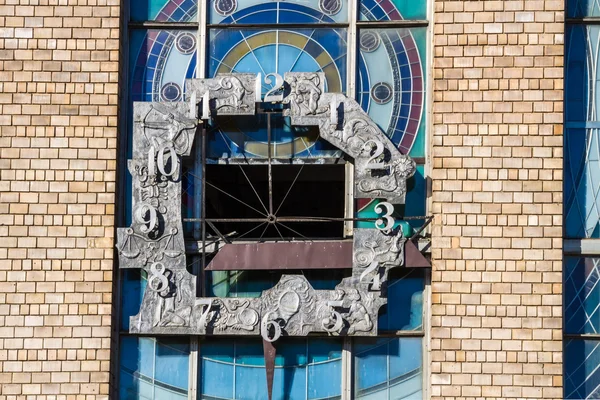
left=341, top=338, right=353, bottom=400
left=188, top=337, right=199, bottom=400
left=346, top=0, right=358, bottom=97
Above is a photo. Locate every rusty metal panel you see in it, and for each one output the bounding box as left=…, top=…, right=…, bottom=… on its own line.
left=404, top=239, right=431, bottom=268
left=206, top=241, right=353, bottom=270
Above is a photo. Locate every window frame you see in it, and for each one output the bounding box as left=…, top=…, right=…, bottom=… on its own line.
left=564, top=1, right=600, bottom=398
left=114, top=0, right=433, bottom=398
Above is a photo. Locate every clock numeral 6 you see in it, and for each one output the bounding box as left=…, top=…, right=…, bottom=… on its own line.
left=261, top=311, right=282, bottom=342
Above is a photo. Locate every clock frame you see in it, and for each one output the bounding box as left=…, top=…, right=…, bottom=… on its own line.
left=117, top=72, right=416, bottom=341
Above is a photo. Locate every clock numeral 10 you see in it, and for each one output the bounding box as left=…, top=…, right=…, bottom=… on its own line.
left=148, top=144, right=179, bottom=177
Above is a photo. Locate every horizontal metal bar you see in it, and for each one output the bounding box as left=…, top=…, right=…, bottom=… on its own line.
left=119, top=330, right=425, bottom=337
left=207, top=158, right=348, bottom=165
left=128, top=21, right=199, bottom=30
left=207, top=23, right=349, bottom=29
left=127, top=19, right=429, bottom=30
left=564, top=239, right=600, bottom=256
left=566, top=17, right=600, bottom=24
left=184, top=237, right=432, bottom=254
left=565, top=121, right=600, bottom=129
left=564, top=333, right=600, bottom=339
left=356, top=20, right=429, bottom=28
left=376, top=330, right=425, bottom=337
left=184, top=215, right=431, bottom=223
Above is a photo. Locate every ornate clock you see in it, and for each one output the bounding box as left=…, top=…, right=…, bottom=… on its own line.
left=117, top=72, right=418, bottom=397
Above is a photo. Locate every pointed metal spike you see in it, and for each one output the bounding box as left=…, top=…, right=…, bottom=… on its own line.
left=262, top=338, right=276, bottom=400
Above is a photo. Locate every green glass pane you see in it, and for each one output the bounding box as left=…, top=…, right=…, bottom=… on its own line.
left=359, top=0, right=426, bottom=21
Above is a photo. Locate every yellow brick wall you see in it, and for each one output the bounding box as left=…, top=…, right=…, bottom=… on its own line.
left=0, top=0, right=120, bottom=397
left=430, top=0, right=564, bottom=399
left=0, top=0, right=566, bottom=397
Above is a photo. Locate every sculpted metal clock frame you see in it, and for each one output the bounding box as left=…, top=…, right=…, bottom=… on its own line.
left=117, top=72, right=417, bottom=341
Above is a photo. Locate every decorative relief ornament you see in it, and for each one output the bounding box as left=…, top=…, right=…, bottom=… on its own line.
left=117, top=72, right=416, bottom=339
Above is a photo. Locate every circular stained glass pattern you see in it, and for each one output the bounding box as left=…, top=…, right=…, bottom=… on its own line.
left=214, top=0, right=236, bottom=16
left=370, top=82, right=393, bottom=104
left=359, top=31, right=380, bottom=52
left=319, top=0, right=342, bottom=15
left=176, top=32, right=196, bottom=55
left=161, top=82, right=182, bottom=102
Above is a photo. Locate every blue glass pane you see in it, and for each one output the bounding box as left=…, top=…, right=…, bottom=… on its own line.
left=207, top=114, right=342, bottom=160
left=568, top=0, right=600, bottom=17
left=130, top=0, right=197, bottom=22
left=565, top=25, right=600, bottom=238
left=378, top=269, right=424, bottom=331
left=565, top=339, right=600, bottom=398
left=565, top=257, right=600, bottom=334
left=359, top=0, right=426, bottom=21
left=565, top=128, right=600, bottom=238
left=354, top=337, right=422, bottom=399
left=201, top=338, right=342, bottom=400
left=565, top=25, right=589, bottom=123
left=209, top=0, right=348, bottom=24
left=120, top=337, right=190, bottom=400
left=130, top=30, right=197, bottom=103
left=358, top=28, right=426, bottom=158
left=120, top=270, right=147, bottom=330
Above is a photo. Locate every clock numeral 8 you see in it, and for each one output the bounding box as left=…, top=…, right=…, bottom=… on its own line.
left=148, top=262, right=169, bottom=294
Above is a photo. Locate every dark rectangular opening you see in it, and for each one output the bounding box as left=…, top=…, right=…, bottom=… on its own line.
left=205, top=164, right=346, bottom=240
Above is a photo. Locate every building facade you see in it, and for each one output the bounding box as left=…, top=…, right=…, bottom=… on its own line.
left=0, top=0, right=569, bottom=399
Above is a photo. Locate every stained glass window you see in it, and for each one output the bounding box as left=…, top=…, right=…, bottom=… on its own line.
left=209, top=0, right=349, bottom=24
left=130, top=0, right=198, bottom=22
left=357, top=28, right=426, bottom=158
left=120, top=0, right=429, bottom=397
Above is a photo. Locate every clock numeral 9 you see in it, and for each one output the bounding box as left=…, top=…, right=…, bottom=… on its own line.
left=135, top=203, right=159, bottom=234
